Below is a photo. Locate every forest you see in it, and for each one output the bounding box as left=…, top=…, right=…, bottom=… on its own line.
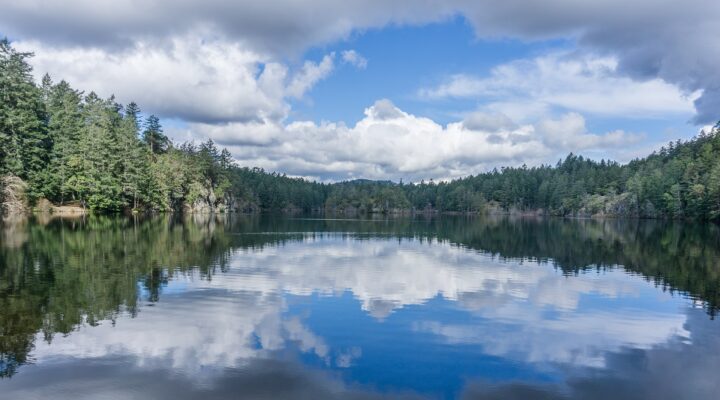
left=2, top=39, right=720, bottom=220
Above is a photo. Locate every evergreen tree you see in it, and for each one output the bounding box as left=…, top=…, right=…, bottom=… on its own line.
left=44, top=79, right=84, bottom=203
left=0, top=38, right=49, bottom=198
left=118, top=102, right=146, bottom=209
left=142, top=115, right=168, bottom=154
left=73, top=92, right=124, bottom=210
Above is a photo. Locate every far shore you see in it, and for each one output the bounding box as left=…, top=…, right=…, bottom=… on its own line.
left=0, top=205, right=689, bottom=222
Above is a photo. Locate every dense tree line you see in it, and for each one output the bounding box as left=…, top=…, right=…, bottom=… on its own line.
left=2, top=39, right=719, bottom=219
left=324, top=179, right=411, bottom=213
left=400, top=129, right=720, bottom=219
left=324, top=130, right=720, bottom=220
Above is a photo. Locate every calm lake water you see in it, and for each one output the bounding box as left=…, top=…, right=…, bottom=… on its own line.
left=1, top=215, right=719, bottom=399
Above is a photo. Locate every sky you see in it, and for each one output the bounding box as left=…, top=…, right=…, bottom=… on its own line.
left=1, top=0, right=718, bottom=182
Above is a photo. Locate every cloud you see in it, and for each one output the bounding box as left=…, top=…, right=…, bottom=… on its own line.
left=14, top=37, right=335, bottom=124
left=341, top=50, right=367, bottom=69
left=286, top=53, right=336, bottom=98
left=0, top=354, right=422, bottom=400
left=28, top=236, right=689, bottom=373
left=456, top=0, right=720, bottom=123
left=0, top=1, right=454, bottom=55
left=2, top=1, right=718, bottom=122
left=461, top=112, right=517, bottom=132
left=537, top=112, right=641, bottom=150
left=179, top=99, right=641, bottom=181
left=458, top=310, right=720, bottom=400
left=367, top=98, right=405, bottom=120
left=420, top=53, right=697, bottom=120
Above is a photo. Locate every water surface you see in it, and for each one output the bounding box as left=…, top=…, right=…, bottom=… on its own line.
left=1, top=215, right=719, bottom=399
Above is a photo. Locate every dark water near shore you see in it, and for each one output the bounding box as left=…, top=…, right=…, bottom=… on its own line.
left=1, top=214, right=719, bottom=399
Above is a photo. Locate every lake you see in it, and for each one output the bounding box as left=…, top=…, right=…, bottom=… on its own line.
left=1, top=214, right=719, bottom=399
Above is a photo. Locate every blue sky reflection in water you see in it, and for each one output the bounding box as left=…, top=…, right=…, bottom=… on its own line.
left=0, top=216, right=718, bottom=399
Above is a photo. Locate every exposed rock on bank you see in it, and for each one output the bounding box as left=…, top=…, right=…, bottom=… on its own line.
left=0, top=176, right=29, bottom=216
left=182, top=182, right=259, bottom=213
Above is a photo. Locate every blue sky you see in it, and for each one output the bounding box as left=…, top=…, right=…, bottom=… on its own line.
left=292, top=16, right=696, bottom=143
left=291, top=17, right=550, bottom=124
left=1, top=1, right=716, bottom=181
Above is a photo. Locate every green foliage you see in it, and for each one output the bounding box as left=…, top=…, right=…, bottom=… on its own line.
left=142, top=114, right=168, bottom=154
left=325, top=180, right=410, bottom=213
left=0, top=39, right=49, bottom=199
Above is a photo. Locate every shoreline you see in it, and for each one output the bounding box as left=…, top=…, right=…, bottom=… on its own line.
left=0, top=207, right=691, bottom=222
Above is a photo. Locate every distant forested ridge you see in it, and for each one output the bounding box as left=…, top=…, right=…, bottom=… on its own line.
left=2, top=39, right=720, bottom=220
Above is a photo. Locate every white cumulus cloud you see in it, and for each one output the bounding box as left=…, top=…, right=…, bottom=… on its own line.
left=15, top=36, right=336, bottom=124
left=177, top=99, right=641, bottom=181
left=341, top=50, right=368, bottom=69
left=420, top=53, right=697, bottom=120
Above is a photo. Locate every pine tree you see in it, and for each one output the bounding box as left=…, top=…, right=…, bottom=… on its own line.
left=44, top=80, right=84, bottom=203
left=118, top=102, right=147, bottom=209
left=142, top=115, right=168, bottom=154
left=72, top=92, right=124, bottom=210
left=0, top=38, right=50, bottom=199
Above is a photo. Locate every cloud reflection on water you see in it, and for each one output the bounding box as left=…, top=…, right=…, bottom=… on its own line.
left=30, top=235, right=689, bottom=375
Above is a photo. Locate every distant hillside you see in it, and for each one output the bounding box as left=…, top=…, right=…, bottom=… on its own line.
left=320, top=127, right=720, bottom=219
left=340, top=179, right=395, bottom=186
